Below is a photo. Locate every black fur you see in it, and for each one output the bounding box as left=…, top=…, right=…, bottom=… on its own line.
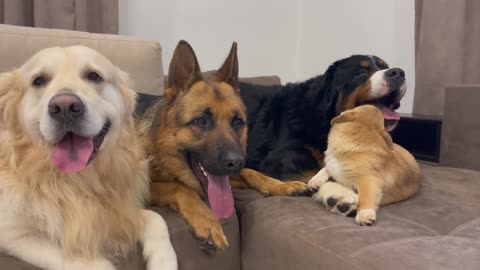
left=240, top=55, right=391, bottom=180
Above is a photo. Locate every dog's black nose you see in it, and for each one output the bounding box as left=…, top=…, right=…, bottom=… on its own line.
left=48, top=94, right=85, bottom=121
left=223, top=151, right=245, bottom=175
left=385, top=68, right=405, bottom=81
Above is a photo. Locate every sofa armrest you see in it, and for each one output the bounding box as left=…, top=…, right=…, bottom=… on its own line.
left=440, top=85, right=480, bottom=170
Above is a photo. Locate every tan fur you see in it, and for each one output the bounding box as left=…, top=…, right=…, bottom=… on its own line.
left=140, top=41, right=308, bottom=250
left=0, top=46, right=176, bottom=269
left=310, top=105, right=421, bottom=225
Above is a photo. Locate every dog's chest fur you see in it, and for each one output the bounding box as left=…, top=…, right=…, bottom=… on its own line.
left=0, top=129, right=149, bottom=259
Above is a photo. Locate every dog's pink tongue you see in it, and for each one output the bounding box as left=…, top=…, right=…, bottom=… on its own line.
left=207, top=173, right=234, bottom=219
left=379, top=105, right=400, bottom=120
left=51, top=133, right=94, bottom=173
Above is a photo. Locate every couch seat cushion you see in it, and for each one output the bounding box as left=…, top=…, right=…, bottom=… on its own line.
left=239, top=164, right=480, bottom=270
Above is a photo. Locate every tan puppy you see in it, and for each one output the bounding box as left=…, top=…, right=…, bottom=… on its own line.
left=0, top=46, right=176, bottom=270
left=308, top=105, right=421, bottom=226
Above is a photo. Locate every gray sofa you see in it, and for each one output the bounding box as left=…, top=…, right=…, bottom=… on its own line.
left=1, top=24, right=479, bottom=270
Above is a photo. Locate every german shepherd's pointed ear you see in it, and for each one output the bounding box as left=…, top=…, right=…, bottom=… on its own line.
left=165, top=40, right=203, bottom=103
left=213, top=42, right=239, bottom=90
left=330, top=110, right=357, bottom=125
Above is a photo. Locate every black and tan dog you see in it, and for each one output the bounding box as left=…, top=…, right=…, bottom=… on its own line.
left=136, top=41, right=307, bottom=249
left=240, top=55, right=407, bottom=181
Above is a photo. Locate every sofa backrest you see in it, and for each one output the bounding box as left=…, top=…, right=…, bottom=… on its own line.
left=0, top=24, right=164, bottom=95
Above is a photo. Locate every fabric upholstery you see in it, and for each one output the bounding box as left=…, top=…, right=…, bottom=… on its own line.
left=238, top=164, right=480, bottom=270
left=0, top=24, right=164, bottom=95
left=414, top=0, right=480, bottom=115
left=0, top=0, right=118, bottom=34
left=202, top=70, right=282, bottom=86
left=440, top=85, right=480, bottom=171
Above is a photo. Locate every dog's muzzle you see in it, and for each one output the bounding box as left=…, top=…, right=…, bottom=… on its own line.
left=48, top=93, right=85, bottom=124
left=384, top=68, right=405, bottom=92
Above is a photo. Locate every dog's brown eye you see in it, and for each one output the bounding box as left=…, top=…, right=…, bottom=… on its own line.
left=87, top=72, right=102, bottom=82
left=32, top=76, right=47, bottom=87
left=232, top=118, right=244, bottom=128
left=194, top=117, right=207, bottom=126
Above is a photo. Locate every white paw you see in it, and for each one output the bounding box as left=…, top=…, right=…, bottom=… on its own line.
left=65, top=257, right=116, bottom=270
left=146, top=247, right=177, bottom=270
left=313, top=181, right=358, bottom=216
left=308, top=168, right=329, bottom=191
left=144, top=234, right=177, bottom=270
left=141, top=210, right=178, bottom=270
left=355, top=209, right=377, bottom=226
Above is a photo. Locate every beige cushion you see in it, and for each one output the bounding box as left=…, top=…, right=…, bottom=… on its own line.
left=0, top=24, right=164, bottom=95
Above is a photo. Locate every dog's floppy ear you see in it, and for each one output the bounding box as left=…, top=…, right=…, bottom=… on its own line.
left=213, top=42, right=239, bottom=90
left=0, top=71, right=23, bottom=128
left=165, top=40, right=203, bottom=103
left=115, top=68, right=137, bottom=123
left=331, top=110, right=356, bottom=125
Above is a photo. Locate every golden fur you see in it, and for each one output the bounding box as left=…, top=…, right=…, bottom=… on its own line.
left=308, top=105, right=421, bottom=226
left=0, top=46, right=176, bottom=270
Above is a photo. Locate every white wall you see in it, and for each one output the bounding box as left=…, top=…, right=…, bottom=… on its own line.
left=119, top=0, right=415, bottom=113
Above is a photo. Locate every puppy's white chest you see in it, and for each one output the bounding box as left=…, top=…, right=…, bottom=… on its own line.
left=325, top=151, right=354, bottom=188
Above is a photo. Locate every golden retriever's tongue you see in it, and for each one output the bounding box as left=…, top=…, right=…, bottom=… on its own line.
left=207, top=173, right=234, bottom=219
left=52, top=133, right=94, bottom=173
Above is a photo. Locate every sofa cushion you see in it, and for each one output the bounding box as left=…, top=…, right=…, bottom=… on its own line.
left=0, top=24, right=164, bottom=95
left=239, top=164, right=480, bottom=270
left=164, top=71, right=282, bottom=88
left=0, top=206, right=240, bottom=270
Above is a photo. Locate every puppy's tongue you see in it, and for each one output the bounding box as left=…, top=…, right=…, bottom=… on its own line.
left=51, top=133, right=94, bottom=173
left=207, top=173, right=234, bottom=219
left=378, top=105, right=400, bottom=120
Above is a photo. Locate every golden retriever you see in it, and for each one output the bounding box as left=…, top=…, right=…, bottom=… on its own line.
left=308, top=105, right=421, bottom=226
left=0, top=46, right=177, bottom=270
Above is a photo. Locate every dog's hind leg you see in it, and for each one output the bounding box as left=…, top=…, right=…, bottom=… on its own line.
left=354, top=178, right=383, bottom=226
left=236, top=168, right=309, bottom=196
left=139, top=209, right=177, bottom=270
left=313, top=181, right=358, bottom=217
left=150, top=182, right=229, bottom=249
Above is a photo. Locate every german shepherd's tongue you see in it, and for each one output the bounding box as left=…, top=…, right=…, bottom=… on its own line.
left=206, top=173, right=234, bottom=219
left=51, top=133, right=94, bottom=173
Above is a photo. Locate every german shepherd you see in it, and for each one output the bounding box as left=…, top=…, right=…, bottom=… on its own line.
left=137, top=41, right=309, bottom=250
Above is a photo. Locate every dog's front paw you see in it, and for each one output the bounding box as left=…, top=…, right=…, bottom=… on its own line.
left=190, top=212, right=229, bottom=250
left=308, top=168, right=329, bottom=192
left=355, top=209, right=376, bottom=226
left=145, top=247, right=177, bottom=270
left=271, top=181, right=310, bottom=196
left=313, top=181, right=358, bottom=216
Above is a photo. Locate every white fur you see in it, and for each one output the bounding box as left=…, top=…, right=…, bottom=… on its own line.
left=369, top=69, right=389, bottom=99
left=308, top=165, right=359, bottom=216
left=307, top=168, right=329, bottom=191
left=355, top=209, right=377, bottom=226
left=140, top=210, right=178, bottom=270
left=368, top=68, right=407, bottom=101
left=313, top=181, right=358, bottom=216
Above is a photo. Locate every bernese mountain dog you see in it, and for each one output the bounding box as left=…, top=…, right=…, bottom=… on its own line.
left=240, top=55, right=406, bottom=180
